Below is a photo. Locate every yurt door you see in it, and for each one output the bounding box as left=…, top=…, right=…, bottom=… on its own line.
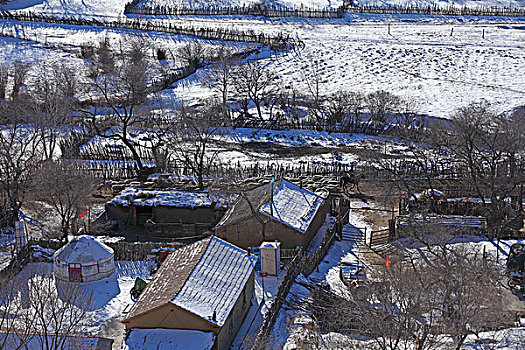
left=68, top=263, right=82, bottom=282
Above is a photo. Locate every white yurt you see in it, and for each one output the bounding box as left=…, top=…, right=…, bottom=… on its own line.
left=54, top=235, right=115, bottom=282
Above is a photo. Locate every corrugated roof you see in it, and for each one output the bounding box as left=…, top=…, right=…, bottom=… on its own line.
left=123, top=237, right=210, bottom=321
left=171, top=237, right=257, bottom=326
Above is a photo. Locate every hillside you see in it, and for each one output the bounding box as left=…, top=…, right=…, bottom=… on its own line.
left=2, top=0, right=525, bottom=16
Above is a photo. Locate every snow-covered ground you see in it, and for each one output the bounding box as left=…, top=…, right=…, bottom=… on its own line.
left=0, top=0, right=130, bottom=17
left=15, top=261, right=152, bottom=335
left=267, top=200, right=525, bottom=348
left=0, top=0, right=524, bottom=118
left=231, top=270, right=285, bottom=349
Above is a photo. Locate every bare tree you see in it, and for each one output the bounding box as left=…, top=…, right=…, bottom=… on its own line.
left=22, top=264, right=93, bottom=350
left=367, top=90, right=401, bottom=130
left=29, top=160, right=97, bottom=241
left=29, top=63, right=80, bottom=160
left=202, top=46, right=234, bottom=113
left=0, top=273, right=35, bottom=350
left=0, top=63, right=8, bottom=100
left=11, top=62, right=29, bottom=98
left=0, top=264, right=93, bottom=350
left=0, top=100, right=43, bottom=226
left=231, top=60, right=279, bottom=121
left=82, top=39, right=152, bottom=174
left=168, top=99, right=227, bottom=189
left=444, top=101, right=525, bottom=237
left=177, top=42, right=208, bottom=69
left=346, top=91, right=365, bottom=132
left=310, top=241, right=506, bottom=350
left=301, top=58, right=323, bottom=125
left=324, top=90, right=351, bottom=130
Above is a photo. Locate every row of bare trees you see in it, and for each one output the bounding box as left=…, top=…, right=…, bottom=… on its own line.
left=202, top=54, right=420, bottom=133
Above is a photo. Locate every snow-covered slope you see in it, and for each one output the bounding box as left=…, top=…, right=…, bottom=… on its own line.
left=6, top=0, right=522, bottom=18
left=356, top=0, right=525, bottom=9
left=0, top=0, right=130, bottom=16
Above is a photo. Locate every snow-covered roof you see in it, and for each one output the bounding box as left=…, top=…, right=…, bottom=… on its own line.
left=259, top=180, right=325, bottom=234
left=124, top=329, right=215, bottom=350
left=172, top=237, right=257, bottom=326
left=410, top=189, right=447, bottom=200
left=260, top=241, right=281, bottom=249
left=216, top=179, right=325, bottom=234
left=0, top=332, right=109, bottom=350
left=397, top=215, right=487, bottom=228
left=123, top=236, right=257, bottom=327
left=107, top=188, right=224, bottom=209
left=54, top=235, right=113, bottom=263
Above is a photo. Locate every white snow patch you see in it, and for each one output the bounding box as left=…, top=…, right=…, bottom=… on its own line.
left=124, top=328, right=215, bottom=350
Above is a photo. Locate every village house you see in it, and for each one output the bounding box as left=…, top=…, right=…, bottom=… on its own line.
left=105, top=188, right=228, bottom=236
left=215, top=179, right=329, bottom=250
left=121, top=236, right=257, bottom=350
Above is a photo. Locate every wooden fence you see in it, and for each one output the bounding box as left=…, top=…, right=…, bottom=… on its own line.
left=27, top=239, right=184, bottom=260
left=251, top=247, right=304, bottom=348
left=125, top=3, right=343, bottom=18
left=369, top=228, right=391, bottom=248
left=252, top=210, right=345, bottom=347
left=347, top=5, right=525, bottom=17
left=0, top=11, right=298, bottom=49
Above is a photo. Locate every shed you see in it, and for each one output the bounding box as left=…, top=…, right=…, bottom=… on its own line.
left=54, top=235, right=115, bottom=282
left=215, top=179, right=329, bottom=250
left=105, top=188, right=228, bottom=232
left=122, top=236, right=257, bottom=350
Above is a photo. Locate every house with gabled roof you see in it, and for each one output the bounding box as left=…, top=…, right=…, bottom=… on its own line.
left=121, top=236, right=257, bottom=350
left=215, top=179, right=329, bottom=250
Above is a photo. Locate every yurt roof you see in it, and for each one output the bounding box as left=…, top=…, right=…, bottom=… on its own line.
left=54, top=235, right=113, bottom=263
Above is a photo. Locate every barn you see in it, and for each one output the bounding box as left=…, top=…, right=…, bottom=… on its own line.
left=214, top=179, right=329, bottom=250
left=121, top=236, right=257, bottom=350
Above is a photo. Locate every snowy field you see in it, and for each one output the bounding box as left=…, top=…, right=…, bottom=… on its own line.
left=4, top=0, right=524, bottom=14
left=77, top=126, right=415, bottom=172
left=165, top=16, right=525, bottom=118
